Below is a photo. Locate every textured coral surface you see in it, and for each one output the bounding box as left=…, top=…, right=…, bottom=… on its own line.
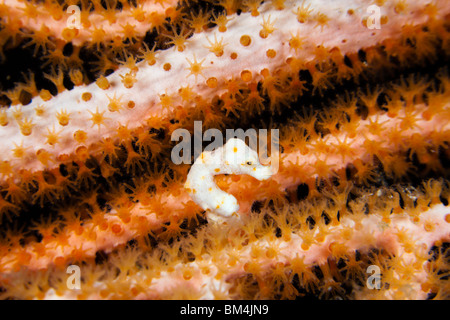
left=0, top=0, right=449, bottom=299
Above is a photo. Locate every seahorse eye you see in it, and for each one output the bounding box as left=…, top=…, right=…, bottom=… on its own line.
left=246, top=161, right=253, bottom=165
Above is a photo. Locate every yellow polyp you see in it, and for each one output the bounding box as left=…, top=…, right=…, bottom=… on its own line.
left=266, top=49, right=277, bottom=58
left=62, top=28, right=78, bottom=42
left=19, top=118, right=34, bottom=136
left=12, top=106, right=23, bottom=121
left=183, top=269, right=193, bottom=280
left=120, top=72, right=137, bottom=89
left=213, top=12, right=231, bottom=33
left=39, top=89, right=52, bottom=101
left=186, top=55, right=206, bottom=82
left=315, top=12, right=330, bottom=31
left=57, top=154, right=70, bottom=162
left=36, top=149, right=52, bottom=165
left=423, top=221, right=435, bottom=232
left=139, top=43, right=157, bottom=66
left=0, top=160, right=12, bottom=178
left=166, top=26, right=190, bottom=52
left=127, top=101, right=135, bottom=109
left=206, top=77, right=218, bottom=88
left=423, top=3, right=438, bottom=18
left=12, top=142, right=27, bottom=158
left=121, top=23, right=138, bottom=43
left=266, top=247, right=277, bottom=259
left=132, top=8, right=146, bottom=22
left=272, top=0, right=286, bottom=10
left=394, top=0, right=407, bottom=14
left=260, top=68, right=270, bottom=78
left=241, top=70, right=252, bottom=82
left=74, top=130, right=88, bottom=144
left=96, top=76, right=110, bottom=90
left=82, top=92, right=92, bottom=102
left=46, top=127, right=61, bottom=146
left=240, top=35, right=252, bottom=46
left=88, top=107, right=108, bottom=130
left=107, top=93, right=123, bottom=112
left=314, top=45, right=329, bottom=65
left=294, top=0, right=313, bottom=23
left=445, top=214, right=450, bottom=223
left=374, top=0, right=387, bottom=6
left=289, top=31, right=305, bottom=54
left=179, top=85, right=194, bottom=102
left=69, top=69, right=84, bottom=86
left=56, top=110, right=70, bottom=126
left=116, top=124, right=132, bottom=142
left=0, top=110, right=8, bottom=126
left=111, top=223, right=122, bottom=234
left=205, top=34, right=227, bottom=57
left=230, top=52, right=238, bottom=59
left=163, top=63, right=172, bottom=71
left=76, top=146, right=89, bottom=162
left=260, top=15, right=276, bottom=39
left=44, top=68, right=66, bottom=94
left=35, top=105, right=45, bottom=116
left=159, top=93, right=173, bottom=109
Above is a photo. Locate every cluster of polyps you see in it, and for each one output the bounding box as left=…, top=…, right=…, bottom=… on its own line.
left=2, top=0, right=449, bottom=179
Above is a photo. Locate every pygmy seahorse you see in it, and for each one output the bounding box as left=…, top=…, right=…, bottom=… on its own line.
left=185, top=138, right=273, bottom=219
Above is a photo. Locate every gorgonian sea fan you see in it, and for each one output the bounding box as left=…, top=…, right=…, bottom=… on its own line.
left=0, top=0, right=449, bottom=299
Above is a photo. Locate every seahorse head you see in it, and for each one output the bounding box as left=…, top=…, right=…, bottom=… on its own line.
left=222, top=138, right=273, bottom=180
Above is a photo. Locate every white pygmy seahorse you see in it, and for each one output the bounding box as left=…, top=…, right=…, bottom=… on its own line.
left=185, top=138, right=274, bottom=219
